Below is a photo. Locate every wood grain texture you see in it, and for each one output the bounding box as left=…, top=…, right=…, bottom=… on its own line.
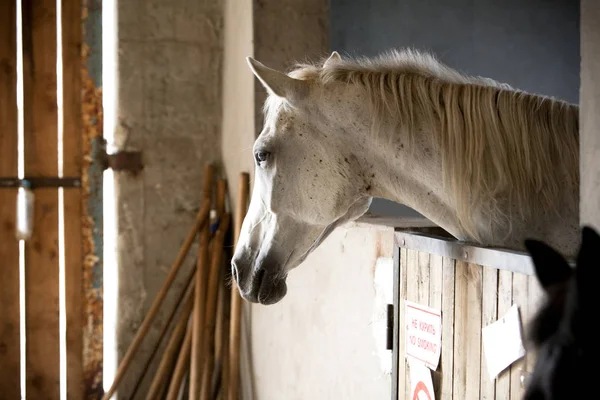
left=417, top=251, right=430, bottom=306
left=525, top=275, right=544, bottom=374
left=404, top=249, right=418, bottom=400
left=396, top=248, right=408, bottom=399
left=495, top=270, right=513, bottom=400
left=510, top=273, right=528, bottom=400
left=61, top=0, right=83, bottom=397
left=22, top=0, right=61, bottom=396
left=228, top=173, right=250, bottom=400
left=440, top=257, right=455, bottom=400
left=428, top=254, right=443, bottom=398
left=465, top=263, right=482, bottom=399
left=452, top=261, right=469, bottom=400
left=0, top=0, right=20, bottom=397
left=199, top=213, right=231, bottom=400
left=480, top=269, right=498, bottom=400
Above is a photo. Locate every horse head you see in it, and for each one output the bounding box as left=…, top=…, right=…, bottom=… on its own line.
left=523, top=226, right=599, bottom=399
left=231, top=53, right=373, bottom=304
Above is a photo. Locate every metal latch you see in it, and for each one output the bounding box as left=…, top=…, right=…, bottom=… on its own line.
left=94, top=136, right=144, bottom=175
left=0, top=177, right=81, bottom=189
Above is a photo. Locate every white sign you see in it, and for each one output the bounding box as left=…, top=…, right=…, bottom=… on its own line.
left=409, top=359, right=436, bottom=400
left=482, top=304, right=526, bottom=380
left=405, top=300, right=442, bottom=370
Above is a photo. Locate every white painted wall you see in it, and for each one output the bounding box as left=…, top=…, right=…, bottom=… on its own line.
left=248, top=224, right=393, bottom=400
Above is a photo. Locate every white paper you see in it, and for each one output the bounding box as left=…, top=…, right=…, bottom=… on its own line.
left=409, top=359, right=436, bottom=400
left=482, top=304, right=526, bottom=380
left=405, top=300, right=442, bottom=370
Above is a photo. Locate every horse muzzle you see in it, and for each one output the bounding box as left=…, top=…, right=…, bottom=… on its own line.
left=231, top=252, right=288, bottom=305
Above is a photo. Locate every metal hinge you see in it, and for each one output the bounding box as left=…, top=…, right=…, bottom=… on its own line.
left=0, top=138, right=143, bottom=189
left=94, top=136, right=144, bottom=175
left=386, top=304, right=394, bottom=350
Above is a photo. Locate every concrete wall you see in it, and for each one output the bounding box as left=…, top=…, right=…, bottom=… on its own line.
left=221, top=0, right=254, bottom=202
left=114, top=0, right=223, bottom=398
left=581, top=0, right=600, bottom=230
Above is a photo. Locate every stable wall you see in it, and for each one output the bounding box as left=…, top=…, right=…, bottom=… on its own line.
left=581, top=0, right=600, bottom=230
left=113, top=0, right=224, bottom=397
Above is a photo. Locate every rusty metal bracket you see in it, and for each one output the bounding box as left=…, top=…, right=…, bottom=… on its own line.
left=0, top=177, right=82, bottom=189
left=94, top=136, right=143, bottom=174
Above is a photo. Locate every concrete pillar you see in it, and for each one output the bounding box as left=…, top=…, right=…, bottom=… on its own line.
left=252, top=0, right=330, bottom=137
left=581, top=0, right=600, bottom=230
left=113, top=0, right=223, bottom=397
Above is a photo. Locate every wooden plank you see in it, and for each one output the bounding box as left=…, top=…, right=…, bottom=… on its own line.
left=417, top=251, right=430, bottom=305
left=404, top=249, right=418, bottom=400
left=397, top=248, right=408, bottom=399
left=392, top=245, right=400, bottom=400
left=465, top=263, right=482, bottom=399
left=495, top=270, right=513, bottom=400
left=62, top=0, right=83, bottom=398
left=63, top=189, right=83, bottom=398
left=510, top=273, right=528, bottom=400
left=0, top=1, right=21, bottom=397
left=428, top=254, right=443, bottom=398
left=22, top=0, right=60, bottom=397
left=452, top=261, right=468, bottom=400
left=480, top=268, right=498, bottom=400
left=440, top=257, right=455, bottom=400
left=525, top=275, right=544, bottom=375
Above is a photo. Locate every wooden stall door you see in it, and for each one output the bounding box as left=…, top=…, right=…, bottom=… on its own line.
left=0, top=0, right=84, bottom=398
left=395, top=247, right=544, bottom=400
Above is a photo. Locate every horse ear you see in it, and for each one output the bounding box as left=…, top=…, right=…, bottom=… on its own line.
left=323, top=51, right=342, bottom=67
left=525, top=239, right=572, bottom=291
left=246, top=57, right=308, bottom=102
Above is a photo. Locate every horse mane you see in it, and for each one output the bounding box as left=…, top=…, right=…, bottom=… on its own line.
left=286, top=49, right=580, bottom=241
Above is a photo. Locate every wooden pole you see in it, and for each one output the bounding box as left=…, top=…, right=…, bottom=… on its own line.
left=130, top=257, right=198, bottom=398
left=199, top=213, right=232, bottom=400
left=102, top=199, right=211, bottom=400
left=190, top=167, right=216, bottom=398
left=165, top=319, right=194, bottom=400
left=228, top=173, right=250, bottom=400
left=146, top=291, right=194, bottom=400
left=213, top=179, right=229, bottom=397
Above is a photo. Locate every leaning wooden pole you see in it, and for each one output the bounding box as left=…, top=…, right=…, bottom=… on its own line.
left=213, top=179, right=230, bottom=396
left=102, top=198, right=211, bottom=400
left=199, top=212, right=232, bottom=400
left=145, top=291, right=194, bottom=400
left=130, top=260, right=197, bottom=398
left=165, top=319, right=194, bottom=400
left=228, top=173, right=250, bottom=400
left=190, top=165, right=215, bottom=397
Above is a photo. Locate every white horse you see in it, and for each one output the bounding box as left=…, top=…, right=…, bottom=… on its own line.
left=232, top=49, right=580, bottom=304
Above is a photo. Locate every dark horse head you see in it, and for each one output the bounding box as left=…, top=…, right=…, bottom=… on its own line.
left=523, top=226, right=599, bottom=400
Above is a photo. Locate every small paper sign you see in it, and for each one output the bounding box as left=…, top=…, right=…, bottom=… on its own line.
left=409, top=359, right=436, bottom=400
left=405, top=300, right=442, bottom=370
left=482, top=304, right=526, bottom=380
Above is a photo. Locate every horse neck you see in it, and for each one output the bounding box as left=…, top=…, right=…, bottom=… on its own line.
left=334, top=92, right=468, bottom=240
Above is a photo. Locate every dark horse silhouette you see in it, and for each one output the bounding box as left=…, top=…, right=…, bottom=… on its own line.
left=523, top=226, right=599, bottom=399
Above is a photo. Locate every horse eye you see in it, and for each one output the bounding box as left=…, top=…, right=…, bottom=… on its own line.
left=255, top=151, right=270, bottom=164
